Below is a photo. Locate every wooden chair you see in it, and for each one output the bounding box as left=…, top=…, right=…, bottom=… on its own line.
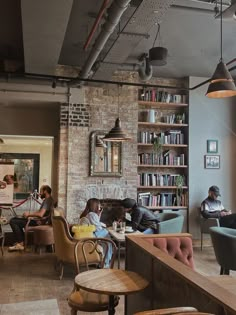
left=199, top=207, right=220, bottom=250
left=68, top=238, right=119, bottom=315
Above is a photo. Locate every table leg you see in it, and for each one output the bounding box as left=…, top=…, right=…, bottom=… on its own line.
left=108, top=295, right=115, bottom=315
left=118, top=241, right=120, bottom=269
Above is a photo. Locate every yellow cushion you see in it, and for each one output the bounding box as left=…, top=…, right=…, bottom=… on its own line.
left=72, top=225, right=96, bottom=239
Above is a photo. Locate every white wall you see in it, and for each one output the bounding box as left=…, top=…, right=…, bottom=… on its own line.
left=189, top=76, right=236, bottom=239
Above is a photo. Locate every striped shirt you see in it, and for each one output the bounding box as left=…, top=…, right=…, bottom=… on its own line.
left=201, top=197, right=224, bottom=219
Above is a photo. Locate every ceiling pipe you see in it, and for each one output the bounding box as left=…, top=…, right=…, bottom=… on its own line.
left=76, top=0, right=132, bottom=83
left=1, top=54, right=235, bottom=91
left=138, top=55, right=153, bottom=82
left=83, top=0, right=110, bottom=51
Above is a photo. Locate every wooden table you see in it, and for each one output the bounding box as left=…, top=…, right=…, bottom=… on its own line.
left=74, top=268, right=149, bottom=315
left=109, top=228, right=141, bottom=268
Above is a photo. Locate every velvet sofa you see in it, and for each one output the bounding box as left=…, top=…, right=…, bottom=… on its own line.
left=125, top=233, right=236, bottom=315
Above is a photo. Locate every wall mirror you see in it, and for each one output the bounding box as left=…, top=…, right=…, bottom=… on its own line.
left=90, top=131, right=122, bottom=177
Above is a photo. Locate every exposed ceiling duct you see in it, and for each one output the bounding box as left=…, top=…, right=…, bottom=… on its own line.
left=138, top=55, right=153, bottom=81
left=78, top=0, right=132, bottom=81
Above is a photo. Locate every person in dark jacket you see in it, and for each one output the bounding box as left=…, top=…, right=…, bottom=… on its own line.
left=121, top=198, right=159, bottom=234
left=201, top=185, right=236, bottom=228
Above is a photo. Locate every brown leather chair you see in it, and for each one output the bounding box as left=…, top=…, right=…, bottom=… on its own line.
left=52, top=216, right=101, bottom=280
left=68, top=237, right=119, bottom=315
left=24, top=215, right=53, bottom=252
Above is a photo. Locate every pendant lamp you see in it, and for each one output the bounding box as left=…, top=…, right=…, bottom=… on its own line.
left=103, top=85, right=131, bottom=142
left=206, top=0, right=236, bottom=98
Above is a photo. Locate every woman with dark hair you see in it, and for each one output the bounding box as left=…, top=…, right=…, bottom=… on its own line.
left=80, top=198, right=112, bottom=267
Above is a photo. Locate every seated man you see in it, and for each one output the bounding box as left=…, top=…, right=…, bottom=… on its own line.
left=8, top=185, right=54, bottom=251
left=201, top=185, right=236, bottom=228
left=121, top=198, right=159, bottom=234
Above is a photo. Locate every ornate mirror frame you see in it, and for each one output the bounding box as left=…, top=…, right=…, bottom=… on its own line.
left=90, top=131, right=122, bottom=177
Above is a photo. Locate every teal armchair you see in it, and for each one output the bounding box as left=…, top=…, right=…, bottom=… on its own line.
left=156, top=212, right=184, bottom=234
left=210, top=226, right=236, bottom=275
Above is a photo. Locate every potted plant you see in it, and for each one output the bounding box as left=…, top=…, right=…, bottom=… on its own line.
left=152, top=137, right=163, bottom=156
left=176, top=114, right=183, bottom=124
left=175, top=175, right=185, bottom=206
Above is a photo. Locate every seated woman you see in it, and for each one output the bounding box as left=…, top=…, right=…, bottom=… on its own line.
left=80, top=198, right=112, bottom=267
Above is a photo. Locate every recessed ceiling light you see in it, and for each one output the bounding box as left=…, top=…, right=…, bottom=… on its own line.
left=153, top=10, right=159, bottom=14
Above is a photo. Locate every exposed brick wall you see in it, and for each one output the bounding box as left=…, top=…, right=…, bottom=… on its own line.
left=57, top=71, right=186, bottom=223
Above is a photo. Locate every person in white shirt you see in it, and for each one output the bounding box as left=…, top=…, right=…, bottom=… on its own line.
left=201, top=185, right=236, bottom=228
left=80, top=198, right=112, bottom=267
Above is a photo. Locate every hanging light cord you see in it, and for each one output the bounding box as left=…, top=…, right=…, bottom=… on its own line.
left=152, top=23, right=160, bottom=48
left=220, top=0, right=223, bottom=61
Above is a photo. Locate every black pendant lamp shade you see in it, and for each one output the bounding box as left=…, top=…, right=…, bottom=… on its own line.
left=149, top=47, right=168, bottom=66
left=206, top=60, right=236, bottom=98
left=206, top=0, right=236, bottom=98
left=103, top=118, right=131, bottom=142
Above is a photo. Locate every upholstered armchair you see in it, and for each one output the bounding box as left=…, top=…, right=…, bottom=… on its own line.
left=156, top=212, right=184, bottom=234
left=24, top=214, right=54, bottom=252
left=210, top=226, right=236, bottom=275
left=52, top=216, right=101, bottom=280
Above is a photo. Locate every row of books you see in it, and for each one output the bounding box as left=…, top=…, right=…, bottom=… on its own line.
left=138, top=192, right=187, bottom=207
left=138, top=173, right=185, bottom=187
left=139, top=111, right=186, bottom=124
left=138, top=131, right=185, bottom=145
left=138, top=152, right=185, bottom=166
left=138, top=89, right=187, bottom=104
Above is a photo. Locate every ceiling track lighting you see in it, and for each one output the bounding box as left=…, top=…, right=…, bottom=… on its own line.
left=206, top=0, right=236, bottom=98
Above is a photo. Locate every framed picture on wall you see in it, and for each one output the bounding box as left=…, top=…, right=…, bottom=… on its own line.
left=204, top=155, right=220, bottom=169
left=207, top=139, right=218, bottom=153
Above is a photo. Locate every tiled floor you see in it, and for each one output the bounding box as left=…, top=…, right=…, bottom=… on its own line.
left=0, top=246, right=235, bottom=315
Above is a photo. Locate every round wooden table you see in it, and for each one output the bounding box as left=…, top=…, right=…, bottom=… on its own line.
left=74, top=268, right=149, bottom=315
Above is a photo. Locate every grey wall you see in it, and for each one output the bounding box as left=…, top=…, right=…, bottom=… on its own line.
left=189, top=76, right=236, bottom=239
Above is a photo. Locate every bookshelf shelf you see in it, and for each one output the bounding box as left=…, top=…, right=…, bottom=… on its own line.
left=138, top=122, right=188, bottom=128
left=138, top=165, right=188, bottom=168
left=137, top=186, right=188, bottom=189
left=138, top=100, right=188, bottom=108
left=137, top=143, right=188, bottom=148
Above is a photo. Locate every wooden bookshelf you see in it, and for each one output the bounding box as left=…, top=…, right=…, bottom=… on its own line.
left=137, top=87, right=189, bottom=223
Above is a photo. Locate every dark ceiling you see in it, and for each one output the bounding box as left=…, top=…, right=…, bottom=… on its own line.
left=1, top=0, right=236, bottom=83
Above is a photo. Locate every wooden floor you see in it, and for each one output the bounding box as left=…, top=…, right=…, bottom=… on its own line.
left=0, top=246, right=235, bottom=314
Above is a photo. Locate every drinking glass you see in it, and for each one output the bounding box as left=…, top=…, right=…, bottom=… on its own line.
left=121, top=222, right=126, bottom=232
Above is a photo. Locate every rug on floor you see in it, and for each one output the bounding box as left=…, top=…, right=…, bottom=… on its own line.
left=0, top=298, right=60, bottom=315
